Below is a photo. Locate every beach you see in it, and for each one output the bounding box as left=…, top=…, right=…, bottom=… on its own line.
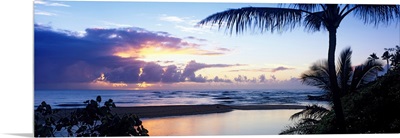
left=111, top=104, right=306, bottom=118
left=41, top=104, right=306, bottom=119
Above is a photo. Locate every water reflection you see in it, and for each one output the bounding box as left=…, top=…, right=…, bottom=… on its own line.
left=142, top=109, right=300, bottom=136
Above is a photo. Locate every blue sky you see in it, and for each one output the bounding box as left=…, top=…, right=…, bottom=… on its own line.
left=32, top=0, right=400, bottom=90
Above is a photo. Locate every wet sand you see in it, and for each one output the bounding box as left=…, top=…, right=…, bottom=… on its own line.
left=36, top=104, right=306, bottom=121
left=111, top=104, right=305, bottom=118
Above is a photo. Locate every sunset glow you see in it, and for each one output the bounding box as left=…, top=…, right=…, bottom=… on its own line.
left=137, top=82, right=152, bottom=88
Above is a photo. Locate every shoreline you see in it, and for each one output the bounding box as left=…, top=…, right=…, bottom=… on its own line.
left=41, top=104, right=306, bottom=119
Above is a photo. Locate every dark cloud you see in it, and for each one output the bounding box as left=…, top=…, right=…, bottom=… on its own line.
left=156, top=60, right=174, bottom=64
left=217, top=47, right=231, bottom=52
left=259, top=74, right=267, bottom=82
left=270, top=75, right=277, bottom=80
left=228, top=66, right=294, bottom=73
left=192, top=74, right=208, bottom=83
left=139, top=62, right=164, bottom=82
left=35, top=24, right=252, bottom=89
left=271, top=66, right=295, bottom=72
left=185, top=36, right=207, bottom=42
left=213, top=76, right=233, bottom=83
left=161, top=65, right=181, bottom=83
left=34, top=24, right=207, bottom=88
left=233, top=75, right=256, bottom=83
left=197, top=51, right=225, bottom=56
left=180, top=60, right=241, bottom=82
left=106, top=64, right=142, bottom=83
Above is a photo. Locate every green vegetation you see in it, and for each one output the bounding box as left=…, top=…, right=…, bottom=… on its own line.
left=34, top=96, right=149, bottom=137
left=281, top=46, right=400, bottom=134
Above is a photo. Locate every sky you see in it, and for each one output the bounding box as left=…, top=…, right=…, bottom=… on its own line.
left=33, top=0, right=400, bottom=90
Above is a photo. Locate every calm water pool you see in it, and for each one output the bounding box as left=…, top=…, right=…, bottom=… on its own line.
left=142, top=109, right=300, bottom=136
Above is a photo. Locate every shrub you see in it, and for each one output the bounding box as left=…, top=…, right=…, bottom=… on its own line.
left=34, top=96, right=149, bottom=137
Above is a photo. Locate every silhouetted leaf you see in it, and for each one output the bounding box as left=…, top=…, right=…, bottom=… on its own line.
left=96, top=95, right=102, bottom=103
left=56, top=124, right=62, bottom=131
left=76, top=125, right=87, bottom=134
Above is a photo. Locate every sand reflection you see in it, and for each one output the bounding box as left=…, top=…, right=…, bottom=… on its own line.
left=142, top=109, right=300, bottom=136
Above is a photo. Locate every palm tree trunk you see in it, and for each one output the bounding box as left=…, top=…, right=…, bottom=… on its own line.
left=387, top=59, right=390, bottom=73
left=327, top=28, right=346, bottom=133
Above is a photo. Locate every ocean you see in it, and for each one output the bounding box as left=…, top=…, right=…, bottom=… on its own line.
left=34, top=89, right=329, bottom=109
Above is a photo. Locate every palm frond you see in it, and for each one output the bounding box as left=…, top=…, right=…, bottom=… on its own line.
left=300, top=60, right=330, bottom=91
left=360, top=60, right=384, bottom=82
left=197, top=7, right=304, bottom=34
left=304, top=11, right=325, bottom=32
left=381, top=51, right=391, bottom=60
left=281, top=116, right=321, bottom=134
left=337, top=47, right=353, bottom=95
left=352, top=5, right=400, bottom=26
left=350, top=60, right=384, bottom=91
left=368, top=53, right=379, bottom=60
left=290, top=4, right=324, bottom=12
left=290, top=104, right=330, bottom=120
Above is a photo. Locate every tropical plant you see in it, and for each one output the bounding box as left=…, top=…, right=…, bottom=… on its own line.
left=390, top=45, right=400, bottom=70
left=382, top=45, right=400, bottom=72
left=280, top=104, right=330, bottom=134
left=368, top=53, right=380, bottom=79
left=34, top=96, right=149, bottom=137
left=197, top=4, right=400, bottom=132
left=301, top=47, right=383, bottom=98
left=368, top=53, right=379, bottom=61
left=381, top=50, right=392, bottom=72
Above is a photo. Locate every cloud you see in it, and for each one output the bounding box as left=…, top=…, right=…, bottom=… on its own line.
left=34, top=24, right=238, bottom=89
left=216, top=47, right=232, bottom=52
left=156, top=60, right=174, bottom=64
left=159, top=15, right=185, bottom=23
left=234, top=75, right=257, bottom=83
left=259, top=74, right=267, bottom=82
left=228, top=66, right=295, bottom=73
left=139, top=62, right=164, bottom=82
left=159, top=15, right=212, bottom=34
left=176, top=25, right=211, bottom=34
left=180, top=60, right=242, bottom=82
left=271, top=66, right=295, bottom=72
left=34, top=1, right=70, bottom=7
left=185, top=36, right=207, bottom=42
left=161, top=65, right=182, bottom=83
left=213, top=76, right=233, bottom=83
left=101, top=21, right=132, bottom=28
left=228, top=68, right=270, bottom=72
left=34, top=10, right=57, bottom=16
left=35, top=24, right=186, bottom=86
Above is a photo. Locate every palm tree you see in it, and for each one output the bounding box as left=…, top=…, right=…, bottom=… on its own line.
left=381, top=51, right=391, bottom=72
left=301, top=47, right=383, bottom=98
left=197, top=4, right=400, bottom=132
left=368, top=53, right=379, bottom=61
left=368, top=53, right=380, bottom=79
left=391, top=45, right=400, bottom=70
left=280, top=104, right=329, bottom=134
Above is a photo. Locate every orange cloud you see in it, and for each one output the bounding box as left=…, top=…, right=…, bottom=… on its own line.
left=113, top=41, right=225, bottom=59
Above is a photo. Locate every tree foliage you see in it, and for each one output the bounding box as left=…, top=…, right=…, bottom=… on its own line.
left=301, top=47, right=383, bottom=99
left=280, top=104, right=330, bottom=134
left=281, top=50, right=400, bottom=134
left=34, top=96, right=149, bottom=137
